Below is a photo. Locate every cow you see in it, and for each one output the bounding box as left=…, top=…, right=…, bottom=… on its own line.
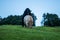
left=24, top=15, right=33, bottom=28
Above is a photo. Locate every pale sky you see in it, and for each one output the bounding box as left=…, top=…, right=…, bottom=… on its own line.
left=0, top=0, right=60, bottom=26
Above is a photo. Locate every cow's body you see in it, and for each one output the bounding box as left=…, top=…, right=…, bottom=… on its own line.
left=24, top=15, right=33, bottom=28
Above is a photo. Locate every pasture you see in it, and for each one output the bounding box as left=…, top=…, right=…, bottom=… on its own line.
left=0, top=25, right=60, bottom=40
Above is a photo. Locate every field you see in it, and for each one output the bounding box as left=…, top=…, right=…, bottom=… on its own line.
left=0, top=25, right=60, bottom=40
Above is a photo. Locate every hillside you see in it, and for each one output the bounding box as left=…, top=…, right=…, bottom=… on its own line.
left=0, top=25, right=60, bottom=40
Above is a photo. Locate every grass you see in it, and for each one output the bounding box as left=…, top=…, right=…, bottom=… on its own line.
left=0, top=25, right=60, bottom=40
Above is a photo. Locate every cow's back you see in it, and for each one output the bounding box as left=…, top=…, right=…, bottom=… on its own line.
left=24, top=15, right=33, bottom=28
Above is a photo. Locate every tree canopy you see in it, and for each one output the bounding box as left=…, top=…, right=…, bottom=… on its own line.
left=42, top=13, right=60, bottom=27
left=0, top=15, right=22, bottom=25
left=22, top=8, right=37, bottom=26
left=0, top=8, right=37, bottom=26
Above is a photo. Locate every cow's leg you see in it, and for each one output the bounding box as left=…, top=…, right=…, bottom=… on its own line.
left=25, top=22, right=28, bottom=28
left=28, top=22, right=32, bottom=28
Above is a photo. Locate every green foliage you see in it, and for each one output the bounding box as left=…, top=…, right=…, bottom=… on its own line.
left=31, top=13, right=37, bottom=26
left=0, top=25, right=60, bottom=40
left=0, top=16, right=2, bottom=25
left=22, top=8, right=37, bottom=26
left=0, top=15, right=22, bottom=25
left=23, top=8, right=32, bottom=16
left=0, top=8, right=37, bottom=26
left=42, top=13, right=60, bottom=27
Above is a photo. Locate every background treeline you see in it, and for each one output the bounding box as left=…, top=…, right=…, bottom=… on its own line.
left=0, top=15, right=22, bottom=25
left=0, top=8, right=60, bottom=27
left=42, top=13, right=60, bottom=27
left=0, top=14, right=37, bottom=26
left=0, top=8, right=37, bottom=26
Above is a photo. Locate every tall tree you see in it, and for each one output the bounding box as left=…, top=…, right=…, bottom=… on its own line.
left=31, top=13, right=37, bottom=26
left=22, top=8, right=37, bottom=26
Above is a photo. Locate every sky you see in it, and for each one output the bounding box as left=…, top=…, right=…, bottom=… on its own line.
left=0, top=0, right=60, bottom=26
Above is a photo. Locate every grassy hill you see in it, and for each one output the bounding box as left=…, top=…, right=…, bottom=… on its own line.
left=0, top=25, right=60, bottom=40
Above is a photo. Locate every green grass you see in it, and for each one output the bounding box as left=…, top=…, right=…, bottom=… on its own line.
left=0, top=25, right=60, bottom=40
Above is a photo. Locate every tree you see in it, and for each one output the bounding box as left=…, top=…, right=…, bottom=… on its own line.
left=0, top=8, right=37, bottom=26
left=31, top=13, right=37, bottom=26
left=0, top=16, right=2, bottom=25
left=0, top=15, right=22, bottom=25
left=42, top=13, right=60, bottom=27
left=0, top=16, right=2, bottom=21
left=22, top=8, right=37, bottom=27
left=41, top=13, right=46, bottom=25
